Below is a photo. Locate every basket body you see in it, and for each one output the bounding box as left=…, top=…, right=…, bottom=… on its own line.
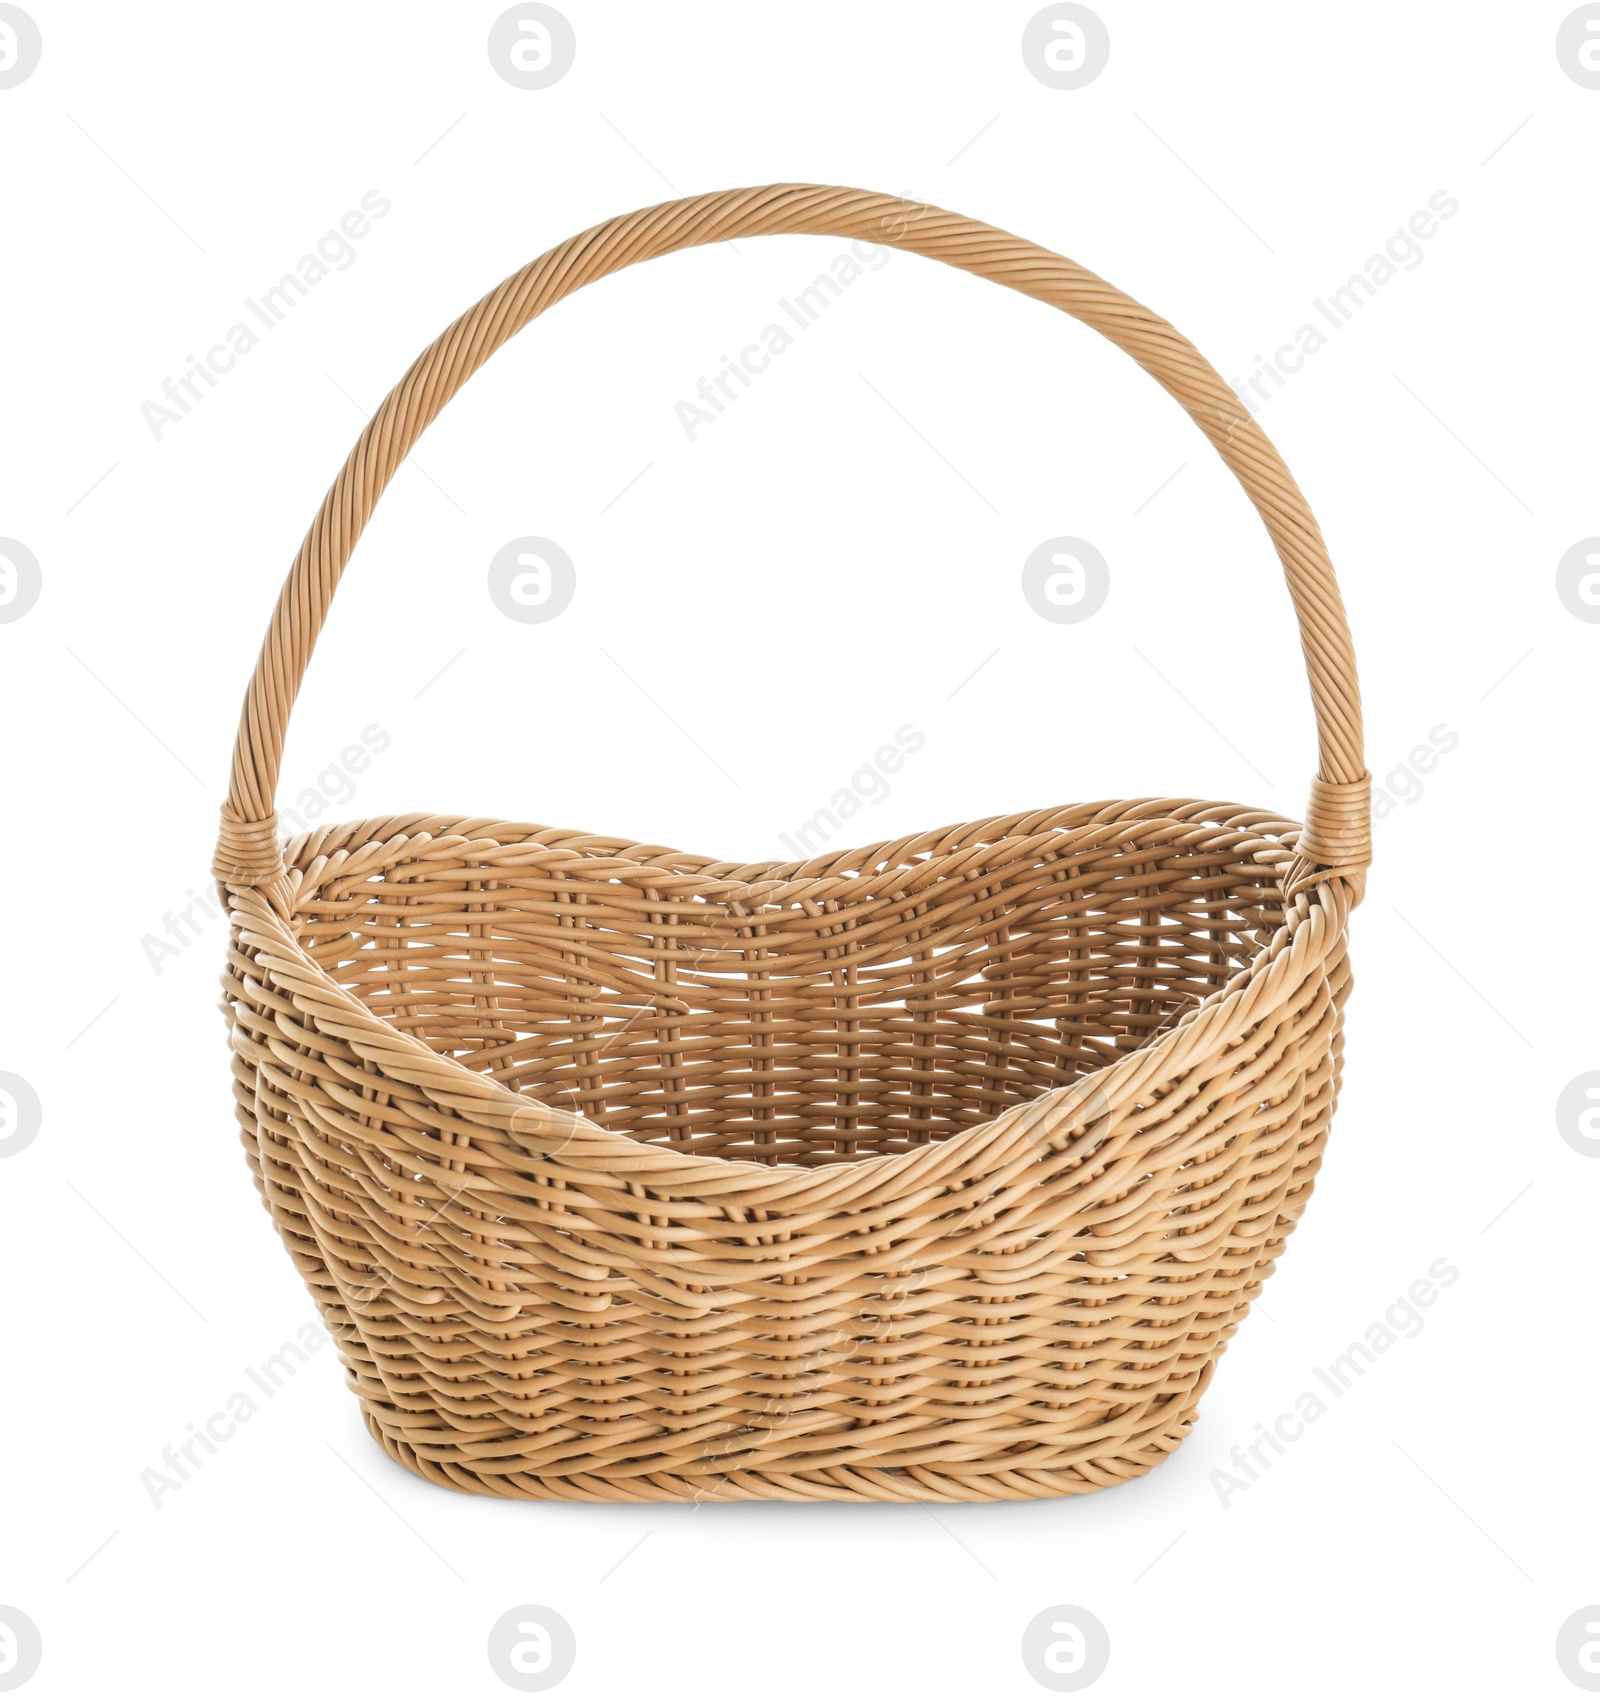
left=222, top=800, right=1351, bottom=1502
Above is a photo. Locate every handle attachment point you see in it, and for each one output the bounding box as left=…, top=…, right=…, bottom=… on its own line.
left=215, top=808, right=285, bottom=887
left=1287, top=773, right=1372, bottom=899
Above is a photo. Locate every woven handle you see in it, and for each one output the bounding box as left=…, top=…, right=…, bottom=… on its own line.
left=215, top=184, right=1370, bottom=897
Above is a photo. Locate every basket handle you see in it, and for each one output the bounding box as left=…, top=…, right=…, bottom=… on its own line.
left=215, top=184, right=1370, bottom=899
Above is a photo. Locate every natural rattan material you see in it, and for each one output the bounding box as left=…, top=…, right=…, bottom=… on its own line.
left=215, top=187, right=1369, bottom=1504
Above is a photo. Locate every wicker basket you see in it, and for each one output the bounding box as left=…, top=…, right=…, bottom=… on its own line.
left=215, top=186, right=1371, bottom=1504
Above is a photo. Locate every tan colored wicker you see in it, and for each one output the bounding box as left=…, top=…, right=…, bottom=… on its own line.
left=214, top=186, right=1371, bottom=1504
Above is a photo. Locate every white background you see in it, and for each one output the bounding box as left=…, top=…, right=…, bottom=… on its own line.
left=2, top=3, right=1596, bottom=1692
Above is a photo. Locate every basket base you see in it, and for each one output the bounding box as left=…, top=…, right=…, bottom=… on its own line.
left=355, top=1360, right=1215, bottom=1504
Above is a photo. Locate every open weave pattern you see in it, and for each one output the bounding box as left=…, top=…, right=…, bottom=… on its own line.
left=215, top=188, right=1368, bottom=1501
left=222, top=802, right=1351, bottom=1502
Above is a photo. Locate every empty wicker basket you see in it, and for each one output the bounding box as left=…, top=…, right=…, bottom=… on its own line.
left=215, top=186, right=1371, bottom=1504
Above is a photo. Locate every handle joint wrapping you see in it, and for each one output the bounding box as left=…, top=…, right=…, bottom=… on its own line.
left=214, top=807, right=285, bottom=887
left=1287, top=772, right=1372, bottom=901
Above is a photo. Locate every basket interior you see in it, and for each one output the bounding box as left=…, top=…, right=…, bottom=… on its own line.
left=292, top=807, right=1290, bottom=1166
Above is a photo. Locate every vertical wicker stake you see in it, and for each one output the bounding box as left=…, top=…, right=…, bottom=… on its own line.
left=214, top=187, right=1370, bottom=1503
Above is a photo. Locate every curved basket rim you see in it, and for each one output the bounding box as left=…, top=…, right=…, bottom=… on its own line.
left=228, top=800, right=1348, bottom=1205
left=279, top=797, right=1308, bottom=902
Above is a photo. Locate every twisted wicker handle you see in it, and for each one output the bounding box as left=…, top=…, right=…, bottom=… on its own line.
left=215, top=184, right=1370, bottom=896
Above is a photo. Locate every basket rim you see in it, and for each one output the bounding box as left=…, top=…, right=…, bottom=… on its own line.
left=226, top=800, right=1352, bottom=1206
left=279, top=795, right=1305, bottom=902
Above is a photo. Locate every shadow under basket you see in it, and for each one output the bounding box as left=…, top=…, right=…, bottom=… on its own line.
left=214, top=186, right=1371, bottom=1503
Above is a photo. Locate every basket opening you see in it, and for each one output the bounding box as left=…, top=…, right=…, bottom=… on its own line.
left=293, top=808, right=1289, bottom=1166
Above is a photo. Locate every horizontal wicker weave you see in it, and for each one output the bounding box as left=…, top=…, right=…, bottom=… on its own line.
left=215, top=186, right=1371, bottom=1504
